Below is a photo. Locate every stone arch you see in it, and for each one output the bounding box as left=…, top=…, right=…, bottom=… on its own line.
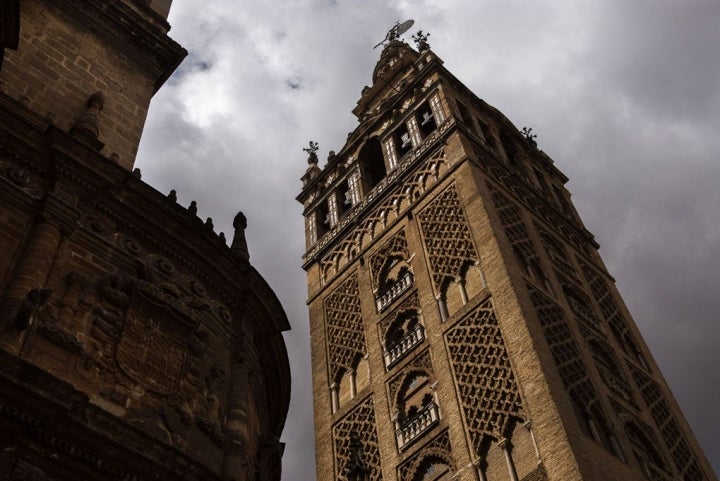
left=384, top=307, right=421, bottom=349
left=377, top=256, right=412, bottom=293
left=358, top=136, right=386, bottom=188
left=410, top=453, right=454, bottom=481
left=395, top=369, right=434, bottom=423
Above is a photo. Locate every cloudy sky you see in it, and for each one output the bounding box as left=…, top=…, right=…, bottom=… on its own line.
left=135, top=1, right=720, bottom=479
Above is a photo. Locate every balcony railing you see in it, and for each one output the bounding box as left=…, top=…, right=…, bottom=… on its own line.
left=396, top=402, right=439, bottom=451
left=376, top=271, right=414, bottom=312
left=384, top=324, right=425, bottom=369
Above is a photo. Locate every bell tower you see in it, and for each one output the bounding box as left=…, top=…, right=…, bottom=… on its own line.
left=298, top=37, right=717, bottom=481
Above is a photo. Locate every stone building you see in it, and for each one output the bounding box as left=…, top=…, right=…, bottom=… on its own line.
left=0, top=1, right=290, bottom=480
left=298, top=40, right=718, bottom=481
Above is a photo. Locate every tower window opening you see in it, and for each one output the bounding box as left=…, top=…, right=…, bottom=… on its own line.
left=393, top=123, right=413, bottom=158
left=384, top=309, right=424, bottom=368
left=336, top=182, right=351, bottom=218
left=428, top=92, right=446, bottom=124
left=359, top=137, right=387, bottom=189
left=477, top=118, right=496, bottom=149
left=395, top=371, right=439, bottom=450
left=348, top=170, right=361, bottom=204
left=417, top=101, right=437, bottom=137
left=533, top=168, right=551, bottom=196
left=316, top=201, right=330, bottom=239
left=500, top=129, right=519, bottom=166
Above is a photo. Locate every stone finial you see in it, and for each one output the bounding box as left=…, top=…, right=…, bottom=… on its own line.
left=205, top=217, right=214, bottom=229
left=168, top=189, right=177, bottom=202
left=412, top=30, right=431, bottom=52
left=231, top=212, right=249, bottom=262
left=132, top=168, right=141, bottom=179
left=303, top=141, right=319, bottom=166
left=72, top=91, right=105, bottom=149
left=188, top=200, right=198, bottom=215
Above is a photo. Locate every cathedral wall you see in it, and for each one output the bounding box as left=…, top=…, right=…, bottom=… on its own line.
left=0, top=137, right=289, bottom=479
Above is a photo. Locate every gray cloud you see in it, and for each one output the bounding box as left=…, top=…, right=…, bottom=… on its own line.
left=136, top=1, right=720, bottom=479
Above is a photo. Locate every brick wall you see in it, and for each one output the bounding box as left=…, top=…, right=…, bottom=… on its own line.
left=0, top=0, right=162, bottom=170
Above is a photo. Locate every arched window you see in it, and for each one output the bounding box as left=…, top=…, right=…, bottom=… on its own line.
left=358, top=137, right=386, bottom=189
left=395, top=371, right=439, bottom=449
left=397, top=372, right=433, bottom=424
left=383, top=309, right=424, bottom=368
left=375, top=256, right=414, bottom=312
left=414, top=457, right=452, bottom=481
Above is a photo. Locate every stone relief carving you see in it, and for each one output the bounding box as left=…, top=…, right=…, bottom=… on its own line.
left=16, top=243, right=232, bottom=448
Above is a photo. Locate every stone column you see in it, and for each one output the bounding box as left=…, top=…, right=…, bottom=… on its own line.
left=349, top=368, right=357, bottom=398
left=436, top=294, right=448, bottom=322
left=223, top=347, right=252, bottom=481
left=456, top=276, right=468, bottom=305
left=330, top=382, right=339, bottom=413
left=499, top=439, right=519, bottom=481
left=474, top=458, right=488, bottom=481
left=0, top=194, right=78, bottom=342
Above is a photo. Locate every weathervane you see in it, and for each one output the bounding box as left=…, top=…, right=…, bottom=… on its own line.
left=373, top=19, right=414, bottom=49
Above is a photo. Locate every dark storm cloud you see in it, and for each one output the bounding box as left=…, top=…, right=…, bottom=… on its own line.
left=135, top=1, right=720, bottom=479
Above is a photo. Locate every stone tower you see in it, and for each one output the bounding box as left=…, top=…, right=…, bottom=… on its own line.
left=298, top=40, right=717, bottom=481
left=0, top=1, right=290, bottom=480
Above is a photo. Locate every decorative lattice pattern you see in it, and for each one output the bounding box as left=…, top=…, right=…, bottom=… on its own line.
left=445, top=299, right=524, bottom=452
left=418, top=185, right=479, bottom=292
left=398, top=431, right=454, bottom=481
left=527, top=285, right=601, bottom=412
left=325, top=273, right=365, bottom=382
left=631, top=368, right=707, bottom=481
left=539, top=230, right=579, bottom=281
left=333, top=397, right=381, bottom=481
left=490, top=188, right=543, bottom=274
left=476, top=152, right=592, bottom=256
left=370, top=230, right=409, bottom=289
left=582, top=266, right=637, bottom=347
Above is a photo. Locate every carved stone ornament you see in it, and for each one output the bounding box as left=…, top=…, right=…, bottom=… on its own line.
left=116, top=290, right=192, bottom=395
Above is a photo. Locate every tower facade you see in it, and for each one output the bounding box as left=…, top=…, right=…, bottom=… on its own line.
left=0, top=1, right=290, bottom=480
left=298, top=41, right=717, bottom=481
